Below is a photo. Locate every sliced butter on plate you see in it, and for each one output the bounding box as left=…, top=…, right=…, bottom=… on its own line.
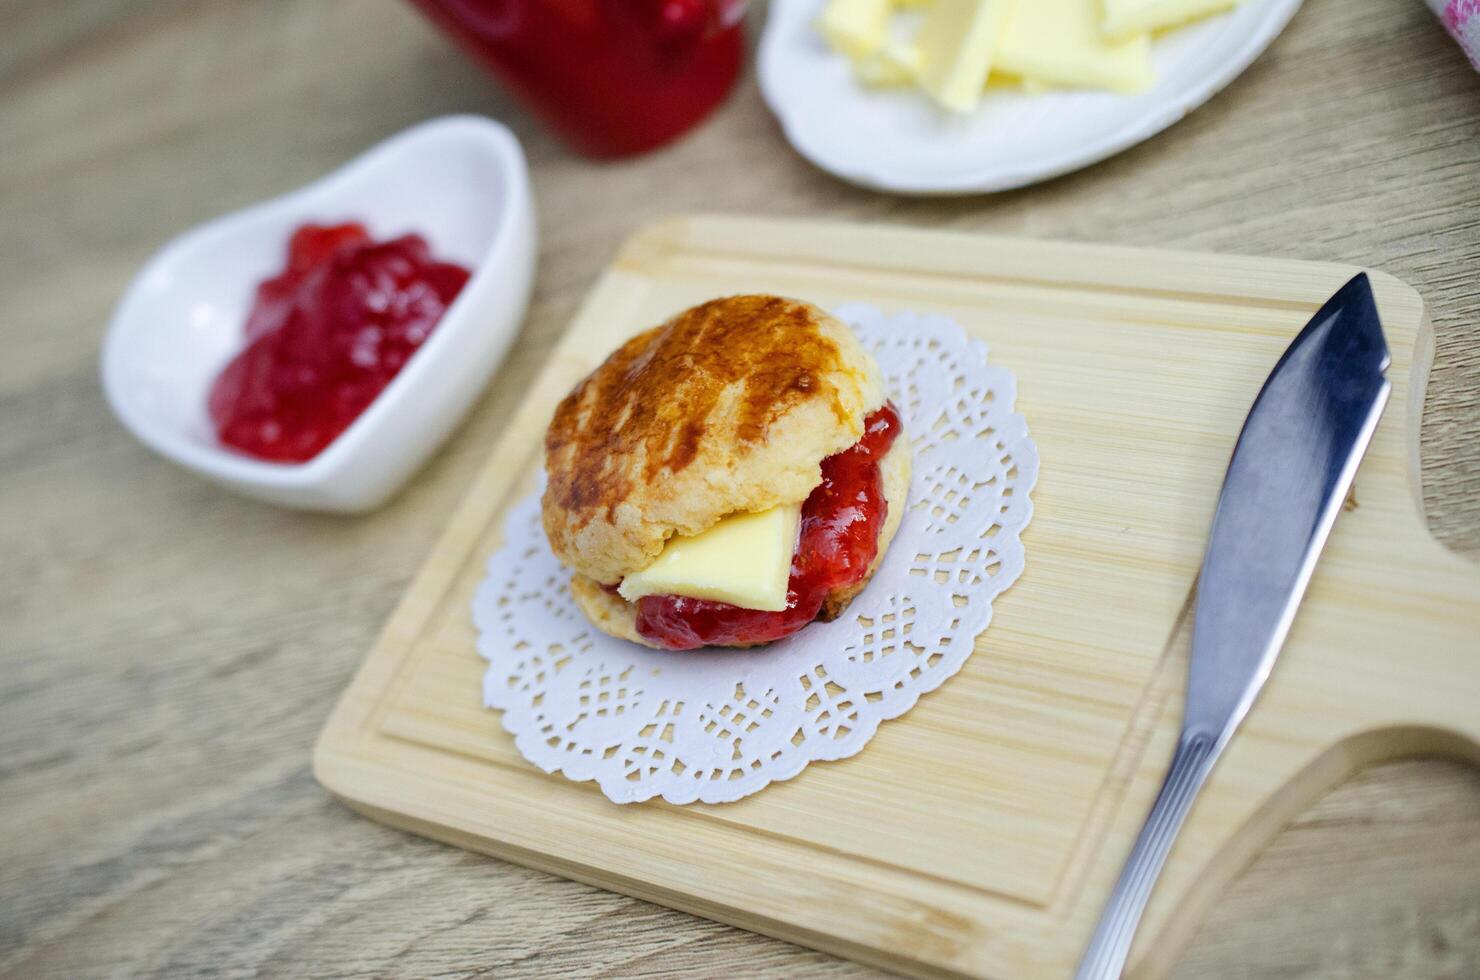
left=855, top=38, right=924, bottom=87
left=996, top=0, right=1155, bottom=94
left=816, top=0, right=893, bottom=58
left=916, top=0, right=1016, bottom=112
left=618, top=503, right=802, bottom=612
left=1103, top=0, right=1242, bottom=40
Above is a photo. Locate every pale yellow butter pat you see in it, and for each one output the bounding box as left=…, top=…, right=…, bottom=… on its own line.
left=855, top=39, right=924, bottom=87
left=817, top=0, right=892, bottom=59
left=618, top=504, right=802, bottom=612
left=916, top=0, right=1015, bottom=113
left=996, top=0, right=1154, bottom=94
left=1103, top=0, right=1240, bottom=41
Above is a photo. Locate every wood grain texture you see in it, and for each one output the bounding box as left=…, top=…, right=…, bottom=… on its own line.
left=1, top=1, right=1477, bottom=978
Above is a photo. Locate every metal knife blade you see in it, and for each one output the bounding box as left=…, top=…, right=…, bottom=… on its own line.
left=1187, top=272, right=1392, bottom=737
left=1075, top=273, right=1392, bottom=980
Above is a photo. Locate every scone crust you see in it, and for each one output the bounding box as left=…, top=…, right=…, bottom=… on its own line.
left=571, top=432, right=912, bottom=649
left=543, top=296, right=884, bottom=586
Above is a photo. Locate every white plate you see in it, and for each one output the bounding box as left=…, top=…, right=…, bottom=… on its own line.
left=758, top=0, right=1302, bottom=195
left=102, top=115, right=536, bottom=513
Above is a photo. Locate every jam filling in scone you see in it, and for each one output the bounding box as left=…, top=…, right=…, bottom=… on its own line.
left=628, top=402, right=900, bottom=649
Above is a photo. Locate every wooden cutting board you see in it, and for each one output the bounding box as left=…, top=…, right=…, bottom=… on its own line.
left=314, top=215, right=1480, bottom=980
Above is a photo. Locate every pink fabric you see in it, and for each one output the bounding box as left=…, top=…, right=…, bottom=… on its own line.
left=1430, top=0, right=1480, bottom=70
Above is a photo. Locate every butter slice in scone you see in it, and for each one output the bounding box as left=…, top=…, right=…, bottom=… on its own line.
left=916, top=0, right=1015, bottom=113
left=618, top=503, right=802, bottom=612
left=817, top=0, right=892, bottom=58
left=996, top=0, right=1154, bottom=94
left=1102, top=0, right=1240, bottom=40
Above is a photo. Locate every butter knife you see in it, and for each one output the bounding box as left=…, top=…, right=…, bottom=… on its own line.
left=1075, top=273, right=1392, bottom=980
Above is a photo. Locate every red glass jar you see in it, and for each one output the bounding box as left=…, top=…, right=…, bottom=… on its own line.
left=409, top=0, right=746, bottom=158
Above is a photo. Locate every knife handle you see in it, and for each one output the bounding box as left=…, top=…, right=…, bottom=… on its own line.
left=1074, top=730, right=1222, bottom=980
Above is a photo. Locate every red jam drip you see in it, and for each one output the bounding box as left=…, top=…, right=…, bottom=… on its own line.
left=208, top=223, right=470, bottom=463
left=634, top=402, right=902, bottom=650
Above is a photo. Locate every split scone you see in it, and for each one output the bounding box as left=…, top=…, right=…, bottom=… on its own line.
left=542, top=295, right=910, bottom=650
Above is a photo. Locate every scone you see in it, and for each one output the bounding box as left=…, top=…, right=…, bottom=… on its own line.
left=542, top=295, right=910, bottom=650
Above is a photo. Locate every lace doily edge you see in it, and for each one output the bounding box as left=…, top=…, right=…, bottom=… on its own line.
left=476, top=494, right=1036, bottom=806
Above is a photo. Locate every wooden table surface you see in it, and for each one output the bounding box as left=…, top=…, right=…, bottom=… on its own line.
left=3, top=2, right=1478, bottom=977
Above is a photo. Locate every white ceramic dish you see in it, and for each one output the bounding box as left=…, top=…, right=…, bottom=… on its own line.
left=102, top=115, right=535, bottom=513
left=758, top=0, right=1303, bottom=195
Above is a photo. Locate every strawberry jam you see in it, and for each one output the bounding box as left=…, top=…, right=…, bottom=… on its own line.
left=208, top=223, right=470, bottom=463
left=634, top=402, right=902, bottom=650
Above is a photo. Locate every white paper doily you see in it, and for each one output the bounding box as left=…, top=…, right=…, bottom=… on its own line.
left=473, top=305, right=1038, bottom=804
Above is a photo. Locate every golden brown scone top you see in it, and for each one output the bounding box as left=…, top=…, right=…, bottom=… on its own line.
left=543, top=295, right=884, bottom=586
